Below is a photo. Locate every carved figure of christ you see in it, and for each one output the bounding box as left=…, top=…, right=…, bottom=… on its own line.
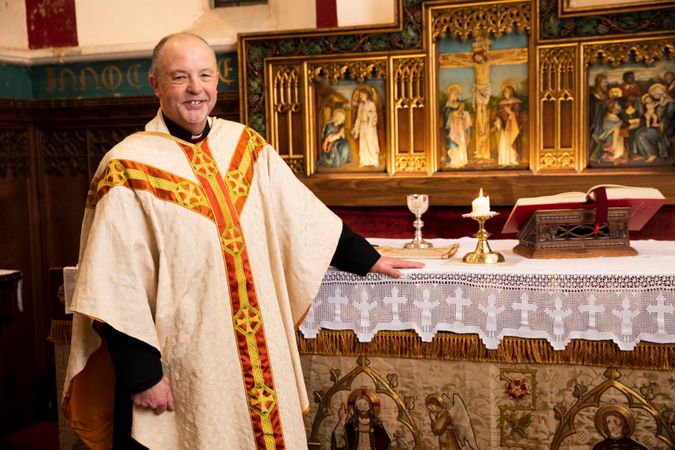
left=439, top=44, right=527, bottom=160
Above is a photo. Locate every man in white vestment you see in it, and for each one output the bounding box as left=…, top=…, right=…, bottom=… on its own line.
left=62, top=33, right=422, bottom=449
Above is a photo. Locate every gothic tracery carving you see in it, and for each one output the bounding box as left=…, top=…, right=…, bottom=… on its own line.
left=0, top=130, right=29, bottom=178
left=432, top=2, right=531, bottom=42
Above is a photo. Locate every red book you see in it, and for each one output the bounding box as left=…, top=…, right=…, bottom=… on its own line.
left=502, top=185, right=666, bottom=234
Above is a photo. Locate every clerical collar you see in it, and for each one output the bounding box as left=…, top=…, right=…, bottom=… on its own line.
left=162, top=113, right=211, bottom=144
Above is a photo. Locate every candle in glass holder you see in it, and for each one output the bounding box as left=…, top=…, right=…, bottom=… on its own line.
left=471, top=188, right=490, bottom=215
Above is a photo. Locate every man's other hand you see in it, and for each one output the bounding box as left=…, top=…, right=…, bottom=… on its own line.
left=370, top=256, right=424, bottom=278
left=131, top=377, right=175, bottom=415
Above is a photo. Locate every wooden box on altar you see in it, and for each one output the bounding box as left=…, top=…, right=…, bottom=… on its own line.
left=513, top=207, right=637, bottom=259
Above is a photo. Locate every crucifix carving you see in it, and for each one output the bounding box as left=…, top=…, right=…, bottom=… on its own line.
left=439, top=32, right=527, bottom=160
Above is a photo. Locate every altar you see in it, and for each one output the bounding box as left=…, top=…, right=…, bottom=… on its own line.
left=298, top=239, right=675, bottom=449
left=58, top=240, right=675, bottom=449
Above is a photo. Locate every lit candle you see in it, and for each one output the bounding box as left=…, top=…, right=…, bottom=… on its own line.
left=471, top=188, right=490, bottom=215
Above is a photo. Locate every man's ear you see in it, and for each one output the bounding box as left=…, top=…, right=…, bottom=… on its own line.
left=149, top=75, right=160, bottom=98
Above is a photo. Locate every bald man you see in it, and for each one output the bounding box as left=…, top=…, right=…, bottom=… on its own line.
left=62, top=33, right=422, bottom=449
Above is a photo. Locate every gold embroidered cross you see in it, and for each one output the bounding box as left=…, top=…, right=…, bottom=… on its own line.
left=248, top=384, right=276, bottom=416
left=191, top=147, right=217, bottom=179
left=175, top=181, right=204, bottom=208
left=235, top=305, right=261, bottom=335
left=221, top=226, right=244, bottom=256
left=226, top=169, right=249, bottom=200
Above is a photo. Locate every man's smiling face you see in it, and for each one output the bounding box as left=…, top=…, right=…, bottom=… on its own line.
left=150, top=34, right=218, bottom=134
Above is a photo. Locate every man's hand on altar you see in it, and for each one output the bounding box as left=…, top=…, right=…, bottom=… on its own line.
left=131, top=376, right=175, bottom=415
left=370, top=256, right=425, bottom=278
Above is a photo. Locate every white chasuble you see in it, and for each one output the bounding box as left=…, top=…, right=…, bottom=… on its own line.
left=63, top=112, right=342, bottom=449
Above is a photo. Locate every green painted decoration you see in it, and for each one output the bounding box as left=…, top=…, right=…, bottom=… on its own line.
left=0, top=53, right=237, bottom=101
left=0, top=64, right=33, bottom=100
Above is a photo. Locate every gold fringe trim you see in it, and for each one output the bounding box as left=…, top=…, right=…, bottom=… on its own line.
left=46, top=321, right=674, bottom=369
left=48, top=319, right=72, bottom=345
left=297, top=330, right=675, bottom=370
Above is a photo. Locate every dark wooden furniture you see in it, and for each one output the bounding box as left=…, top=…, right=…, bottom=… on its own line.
left=513, top=207, right=637, bottom=258
left=0, top=270, right=21, bottom=337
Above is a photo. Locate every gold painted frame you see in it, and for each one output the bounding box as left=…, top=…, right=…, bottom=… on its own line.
left=534, top=43, right=579, bottom=172
left=264, top=60, right=306, bottom=175
left=305, top=56, right=391, bottom=176
left=426, top=0, right=534, bottom=173
left=238, top=0, right=675, bottom=207
left=579, top=37, right=675, bottom=171
left=558, top=0, right=673, bottom=18
left=265, top=54, right=422, bottom=178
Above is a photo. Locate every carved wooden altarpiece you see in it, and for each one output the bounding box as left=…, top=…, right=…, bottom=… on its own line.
left=238, top=0, right=675, bottom=207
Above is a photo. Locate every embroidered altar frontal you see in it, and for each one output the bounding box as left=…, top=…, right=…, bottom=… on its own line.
left=298, top=238, right=675, bottom=449
left=299, top=353, right=675, bottom=449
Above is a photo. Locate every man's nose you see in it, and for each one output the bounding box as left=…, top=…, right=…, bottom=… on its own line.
left=186, top=77, right=201, bottom=93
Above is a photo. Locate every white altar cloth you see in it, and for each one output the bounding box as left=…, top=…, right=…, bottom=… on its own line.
left=299, top=238, right=675, bottom=351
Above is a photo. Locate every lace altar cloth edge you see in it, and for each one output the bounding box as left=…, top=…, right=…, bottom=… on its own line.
left=300, top=238, right=675, bottom=351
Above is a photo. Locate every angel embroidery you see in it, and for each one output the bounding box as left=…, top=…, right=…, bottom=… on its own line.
left=425, top=393, right=480, bottom=450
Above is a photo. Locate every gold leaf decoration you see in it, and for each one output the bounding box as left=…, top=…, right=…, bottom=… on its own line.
left=540, top=151, right=574, bottom=169
left=394, top=57, right=425, bottom=108
left=558, top=152, right=575, bottom=168
left=283, top=156, right=304, bottom=175
left=584, top=39, right=674, bottom=67
left=272, top=66, right=302, bottom=113
left=395, top=155, right=426, bottom=172
left=308, top=60, right=386, bottom=84
left=432, top=2, right=531, bottom=42
left=539, top=46, right=575, bottom=97
left=307, top=62, right=348, bottom=84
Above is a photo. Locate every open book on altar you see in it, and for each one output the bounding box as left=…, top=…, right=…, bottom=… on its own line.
left=502, top=185, right=666, bottom=234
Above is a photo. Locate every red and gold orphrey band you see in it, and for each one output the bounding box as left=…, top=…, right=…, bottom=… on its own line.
left=86, top=159, right=214, bottom=223
left=87, top=129, right=284, bottom=449
left=179, top=129, right=285, bottom=450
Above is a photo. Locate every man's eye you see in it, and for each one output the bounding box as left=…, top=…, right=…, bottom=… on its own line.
left=173, top=75, right=187, bottom=81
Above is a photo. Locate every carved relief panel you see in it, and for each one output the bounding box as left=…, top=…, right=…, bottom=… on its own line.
left=307, top=58, right=388, bottom=175
left=240, top=0, right=675, bottom=205
left=428, top=1, right=532, bottom=172
left=267, top=55, right=434, bottom=177
left=0, top=129, right=29, bottom=178
left=537, top=45, right=577, bottom=172
left=392, top=56, right=427, bottom=174
left=267, top=64, right=305, bottom=175
left=582, top=38, right=675, bottom=170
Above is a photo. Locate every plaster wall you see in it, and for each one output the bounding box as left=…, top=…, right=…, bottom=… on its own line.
left=73, top=0, right=317, bottom=51
left=0, top=0, right=28, bottom=49
left=337, top=0, right=396, bottom=27
left=74, top=0, right=203, bottom=49
left=0, top=0, right=396, bottom=63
